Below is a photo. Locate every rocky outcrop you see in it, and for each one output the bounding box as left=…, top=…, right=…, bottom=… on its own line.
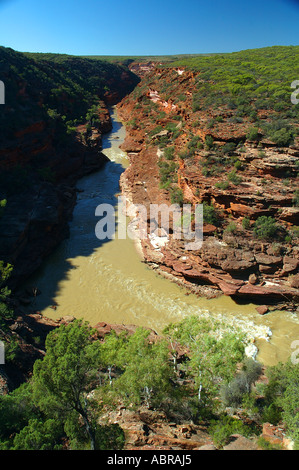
left=262, top=422, right=293, bottom=449
left=0, top=123, right=110, bottom=288
left=100, top=406, right=215, bottom=450
left=117, top=66, right=299, bottom=309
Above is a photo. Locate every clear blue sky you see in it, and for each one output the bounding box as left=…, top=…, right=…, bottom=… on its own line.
left=0, top=0, right=298, bottom=56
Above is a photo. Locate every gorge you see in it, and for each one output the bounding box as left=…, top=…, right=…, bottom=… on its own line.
left=0, top=47, right=298, bottom=373
left=17, top=107, right=299, bottom=369
left=0, top=45, right=299, bottom=451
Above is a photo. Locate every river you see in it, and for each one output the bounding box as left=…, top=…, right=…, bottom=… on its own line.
left=22, top=107, right=299, bottom=366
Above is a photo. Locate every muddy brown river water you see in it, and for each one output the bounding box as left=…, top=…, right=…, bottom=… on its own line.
left=23, top=108, right=299, bottom=366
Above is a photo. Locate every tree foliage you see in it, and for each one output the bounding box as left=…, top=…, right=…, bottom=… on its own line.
left=32, top=319, right=102, bottom=450
left=163, top=316, right=245, bottom=407
left=264, top=360, right=299, bottom=447
left=100, top=328, right=175, bottom=409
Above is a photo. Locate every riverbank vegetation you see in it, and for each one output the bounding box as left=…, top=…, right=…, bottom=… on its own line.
left=0, top=307, right=298, bottom=450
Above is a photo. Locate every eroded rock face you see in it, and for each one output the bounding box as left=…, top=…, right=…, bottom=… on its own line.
left=0, top=83, right=113, bottom=288
left=0, top=47, right=141, bottom=288
left=100, top=405, right=215, bottom=451
left=0, top=129, right=110, bottom=288
left=117, top=65, right=299, bottom=309
left=0, top=182, right=76, bottom=287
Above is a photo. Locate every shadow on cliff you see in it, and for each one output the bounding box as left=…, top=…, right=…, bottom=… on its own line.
left=16, top=112, right=127, bottom=318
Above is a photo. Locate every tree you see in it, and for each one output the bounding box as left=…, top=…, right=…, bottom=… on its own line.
left=164, top=316, right=245, bottom=409
left=11, top=419, right=63, bottom=450
left=32, top=319, right=102, bottom=450
left=264, top=360, right=299, bottom=448
left=220, top=357, right=263, bottom=408
left=0, top=382, right=39, bottom=448
left=101, top=328, right=175, bottom=409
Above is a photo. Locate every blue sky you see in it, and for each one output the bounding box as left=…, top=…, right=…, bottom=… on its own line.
left=0, top=0, right=298, bottom=56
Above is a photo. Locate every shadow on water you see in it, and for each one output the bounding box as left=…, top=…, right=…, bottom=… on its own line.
left=102, top=117, right=124, bottom=150
left=19, top=108, right=126, bottom=315
left=17, top=108, right=299, bottom=367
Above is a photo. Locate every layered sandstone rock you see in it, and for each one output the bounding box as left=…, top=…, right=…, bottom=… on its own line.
left=117, top=65, right=299, bottom=309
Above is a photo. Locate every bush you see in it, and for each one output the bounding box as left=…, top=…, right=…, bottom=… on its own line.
left=268, top=128, right=294, bottom=147
left=209, top=415, right=252, bottom=449
left=205, top=135, right=214, bottom=150
left=170, top=187, right=184, bottom=206
left=215, top=181, right=230, bottom=190
left=234, top=160, right=243, bottom=170
left=158, top=160, right=178, bottom=187
left=221, top=375, right=249, bottom=408
left=228, top=169, right=242, bottom=185
left=242, top=217, right=251, bottom=230
left=247, top=127, right=259, bottom=141
left=220, top=358, right=262, bottom=409
left=164, top=146, right=175, bottom=160
left=257, top=436, right=284, bottom=450
left=253, top=216, right=278, bottom=239
left=262, top=403, right=281, bottom=425
left=222, top=142, right=236, bottom=154
left=225, top=222, right=237, bottom=233
left=202, top=202, right=219, bottom=225
left=292, top=190, right=299, bottom=207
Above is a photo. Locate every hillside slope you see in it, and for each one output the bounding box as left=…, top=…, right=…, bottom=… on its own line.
left=0, top=47, right=140, bottom=286
left=118, top=46, right=299, bottom=309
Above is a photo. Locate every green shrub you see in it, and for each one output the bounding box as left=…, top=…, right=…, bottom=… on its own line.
left=170, top=187, right=184, bottom=206
left=220, top=358, right=262, bottom=409
left=215, top=181, right=230, bottom=190
left=209, top=415, right=252, bottom=449
left=205, top=135, right=214, bottom=150
left=246, top=127, right=259, bottom=141
left=228, top=169, right=242, bottom=185
left=222, top=142, right=237, bottom=154
left=164, top=146, right=175, bottom=160
left=234, top=160, right=243, bottom=170
left=253, top=216, right=278, bottom=239
left=203, top=202, right=219, bottom=225
left=269, top=128, right=294, bottom=146
left=257, top=436, right=284, bottom=450
left=242, top=217, right=251, bottom=230
left=262, top=404, right=281, bottom=425
left=292, top=190, right=299, bottom=207
left=225, top=222, right=237, bottom=233
left=158, top=160, right=178, bottom=187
